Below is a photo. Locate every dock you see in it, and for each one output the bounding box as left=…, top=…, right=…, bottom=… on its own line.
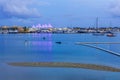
left=75, top=42, right=120, bottom=44
left=75, top=42, right=120, bottom=57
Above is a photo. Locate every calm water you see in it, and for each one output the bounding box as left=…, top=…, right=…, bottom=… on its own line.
left=0, top=33, right=120, bottom=80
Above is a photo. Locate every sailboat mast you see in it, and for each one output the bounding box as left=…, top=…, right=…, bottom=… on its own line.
left=109, top=21, right=112, bottom=27
left=96, top=17, right=99, bottom=29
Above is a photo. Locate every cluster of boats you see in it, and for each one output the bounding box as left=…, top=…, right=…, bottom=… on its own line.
left=92, top=31, right=116, bottom=37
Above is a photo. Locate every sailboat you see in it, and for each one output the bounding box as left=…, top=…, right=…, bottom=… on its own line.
left=106, top=21, right=116, bottom=37
left=92, top=17, right=105, bottom=36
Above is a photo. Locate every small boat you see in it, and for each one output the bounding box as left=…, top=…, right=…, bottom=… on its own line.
left=42, top=37, right=46, bottom=40
left=106, top=33, right=116, bottom=37
left=56, top=42, right=62, bottom=44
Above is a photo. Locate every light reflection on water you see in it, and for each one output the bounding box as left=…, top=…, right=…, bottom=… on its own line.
left=0, top=33, right=120, bottom=80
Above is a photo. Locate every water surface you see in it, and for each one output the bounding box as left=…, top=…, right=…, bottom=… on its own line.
left=0, top=33, right=120, bottom=80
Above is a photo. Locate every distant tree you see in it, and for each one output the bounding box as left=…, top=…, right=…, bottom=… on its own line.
left=23, top=26, right=29, bottom=32
left=23, top=26, right=27, bottom=31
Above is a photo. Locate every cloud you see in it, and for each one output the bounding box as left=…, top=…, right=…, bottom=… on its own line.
left=0, top=0, right=49, bottom=18
left=109, top=0, right=120, bottom=17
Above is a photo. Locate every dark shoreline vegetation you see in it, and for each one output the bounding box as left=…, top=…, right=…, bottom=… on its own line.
left=8, top=62, right=120, bottom=72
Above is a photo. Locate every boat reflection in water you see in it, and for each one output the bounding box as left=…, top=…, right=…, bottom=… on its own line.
left=92, top=31, right=105, bottom=36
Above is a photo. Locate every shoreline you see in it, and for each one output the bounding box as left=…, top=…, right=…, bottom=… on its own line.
left=7, top=62, right=120, bottom=72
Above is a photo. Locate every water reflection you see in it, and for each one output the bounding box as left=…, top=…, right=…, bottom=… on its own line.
left=30, top=33, right=52, bottom=41
left=23, top=33, right=53, bottom=61
left=24, top=40, right=29, bottom=46
left=32, top=33, right=52, bottom=51
left=24, top=33, right=53, bottom=50
left=31, top=41, right=52, bottom=51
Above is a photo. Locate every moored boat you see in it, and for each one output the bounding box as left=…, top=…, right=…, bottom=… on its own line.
left=106, top=33, right=116, bottom=37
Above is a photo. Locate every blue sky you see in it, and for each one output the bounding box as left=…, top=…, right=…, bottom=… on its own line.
left=0, top=0, right=120, bottom=27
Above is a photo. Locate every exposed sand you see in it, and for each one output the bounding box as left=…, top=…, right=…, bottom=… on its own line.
left=7, top=62, right=120, bottom=72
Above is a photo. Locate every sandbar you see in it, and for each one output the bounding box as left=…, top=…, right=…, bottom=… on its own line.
left=7, top=62, right=120, bottom=72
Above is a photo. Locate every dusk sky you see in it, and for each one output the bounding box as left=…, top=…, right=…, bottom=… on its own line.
left=0, top=0, right=120, bottom=27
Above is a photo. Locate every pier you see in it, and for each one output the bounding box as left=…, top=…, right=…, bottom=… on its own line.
left=75, top=42, right=120, bottom=57
left=75, top=42, right=120, bottom=44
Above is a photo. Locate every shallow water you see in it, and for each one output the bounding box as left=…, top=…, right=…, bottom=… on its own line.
left=0, top=33, right=120, bottom=80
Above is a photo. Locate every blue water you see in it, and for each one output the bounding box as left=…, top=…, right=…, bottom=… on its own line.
left=0, top=33, right=120, bottom=80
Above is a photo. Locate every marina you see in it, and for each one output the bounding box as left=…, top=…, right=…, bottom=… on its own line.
left=1, top=0, right=120, bottom=79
